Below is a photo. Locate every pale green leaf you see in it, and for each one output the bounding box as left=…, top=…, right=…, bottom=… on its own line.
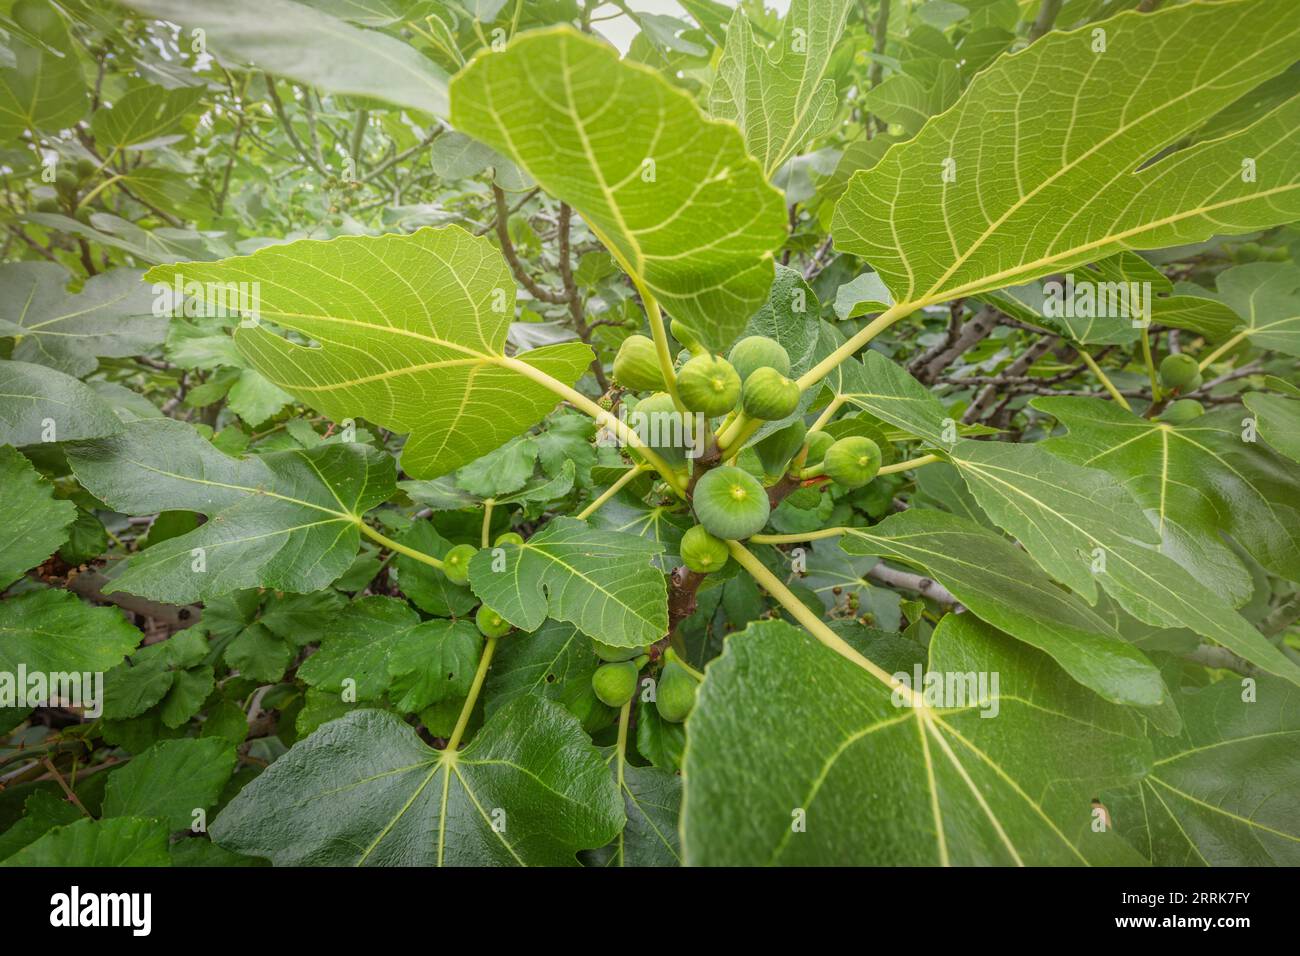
left=1244, top=391, right=1300, bottom=463
left=840, top=509, right=1165, bottom=707
left=450, top=27, right=787, bottom=348
left=145, top=227, right=592, bottom=479
left=91, top=83, right=204, bottom=150
left=0, top=0, right=87, bottom=140
left=709, top=0, right=855, bottom=177
left=833, top=0, right=1300, bottom=310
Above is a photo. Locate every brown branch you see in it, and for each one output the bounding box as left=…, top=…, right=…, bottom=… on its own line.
left=492, top=184, right=566, bottom=304
left=910, top=304, right=998, bottom=384
left=866, top=563, right=959, bottom=608
left=963, top=334, right=1058, bottom=424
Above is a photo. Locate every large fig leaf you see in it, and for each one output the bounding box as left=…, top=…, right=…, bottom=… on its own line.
left=145, top=227, right=593, bottom=479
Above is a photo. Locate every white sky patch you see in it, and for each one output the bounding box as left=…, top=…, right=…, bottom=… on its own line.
left=596, top=0, right=791, bottom=54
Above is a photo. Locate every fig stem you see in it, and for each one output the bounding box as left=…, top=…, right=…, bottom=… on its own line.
left=1077, top=349, right=1132, bottom=411
left=1197, top=327, right=1249, bottom=372
left=878, top=453, right=941, bottom=475
left=726, top=540, right=923, bottom=705
left=358, top=521, right=444, bottom=570
left=577, top=463, right=651, bottom=520
left=447, top=634, right=499, bottom=752
left=1139, top=326, right=1161, bottom=402
left=496, top=354, right=686, bottom=497
left=480, top=499, right=494, bottom=548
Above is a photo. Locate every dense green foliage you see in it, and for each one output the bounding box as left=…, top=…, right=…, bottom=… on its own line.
left=0, top=0, right=1297, bottom=868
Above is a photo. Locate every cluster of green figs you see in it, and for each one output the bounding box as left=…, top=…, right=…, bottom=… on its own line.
left=614, top=324, right=883, bottom=570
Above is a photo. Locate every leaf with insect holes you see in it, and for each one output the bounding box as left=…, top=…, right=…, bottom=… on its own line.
left=210, top=702, right=624, bottom=866
left=145, top=227, right=593, bottom=479
left=683, top=617, right=1152, bottom=865
left=468, top=517, right=668, bottom=648
left=67, top=418, right=394, bottom=603
left=832, top=0, right=1300, bottom=310
left=451, top=27, right=787, bottom=349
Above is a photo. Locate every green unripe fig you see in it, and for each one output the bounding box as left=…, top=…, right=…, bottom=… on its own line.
left=592, top=639, right=642, bottom=662
left=494, top=531, right=524, bottom=547
left=680, top=525, right=729, bottom=573
left=75, top=158, right=96, bottom=180
left=728, top=336, right=791, bottom=383
left=630, top=391, right=690, bottom=466
left=55, top=171, right=78, bottom=198
left=442, top=543, right=477, bottom=585
left=670, top=319, right=707, bottom=356
left=1158, top=353, right=1200, bottom=391
left=1160, top=399, right=1205, bottom=424
left=475, top=604, right=512, bottom=638
left=592, top=660, right=639, bottom=707
left=655, top=661, right=697, bottom=723
left=741, top=366, right=800, bottom=421
left=804, top=430, right=834, bottom=466
left=559, top=679, right=614, bottom=733
left=34, top=198, right=60, bottom=213
left=75, top=206, right=94, bottom=225
left=613, top=334, right=666, bottom=391
left=692, top=465, right=770, bottom=540
left=823, top=436, right=882, bottom=489
left=676, top=354, right=741, bottom=416
left=755, top=420, right=807, bottom=475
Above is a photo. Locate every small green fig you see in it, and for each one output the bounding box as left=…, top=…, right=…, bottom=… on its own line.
left=442, top=543, right=477, bottom=585
left=692, top=465, right=770, bottom=540
left=613, top=334, right=666, bottom=391
left=676, top=354, right=741, bottom=416
left=630, top=391, right=691, bottom=466
left=804, top=430, right=834, bottom=466
left=475, top=604, right=512, bottom=638
left=75, top=158, right=96, bottom=180
left=1158, top=353, right=1200, bottom=391
left=823, top=436, right=882, bottom=489
left=592, top=660, right=639, bottom=707
left=670, top=319, right=707, bottom=356
left=34, top=198, right=60, bottom=213
left=592, top=639, right=643, bottom=662
left=55, top=171, right=78, bottom=199
left=1160, top=398, right=1205, bottom=424
left=680, top=525, right=729, bottom=573
left=655, top=660, right=698, bottom=723
left=727, top=336, right=791, bottom=382
left=741, top=366, right=800, bottom=421
left=494, top=531, right=524, bottom=547
left=755, top=420, right=807, bottom=475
